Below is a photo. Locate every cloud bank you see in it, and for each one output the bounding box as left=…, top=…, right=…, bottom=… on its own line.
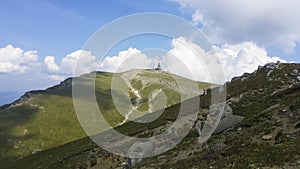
left=0, top=45, right=39, bottom=74
left=0, top=38, right=287, bottom=92
left=171, top=0, right=300, bottom=53
left=99, top=47, right=153, bottom=72
left=44, top=50, right=98, bottom=80
left=162, top=37, right=286, bottom=83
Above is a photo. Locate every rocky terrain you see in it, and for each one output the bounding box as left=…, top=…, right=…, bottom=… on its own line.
left=1, top=62, right=300, bottom=169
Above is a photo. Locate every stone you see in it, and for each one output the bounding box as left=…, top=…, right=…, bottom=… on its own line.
left=293, top=69, right=299, bottom=74
left=258, top=62, right=281, bottom=77
left=128, top=158, right=142, bottom=167
left=121, top=162, right=128, bottom=169
left=280, top=109, right=287, bottom=113
left=258, top=65, right=264, bottom=70
left=231, top=76, right=241, bottom=82
left=203, top=89, right=208, bottom=95
left=290, top=69, right=299, bottom=77
left=32, top=149, right=43, bottom=154
left=221, top=103, right=233, bottom=119
left=195, top=121, right=202, bottom=137
left=241, top=77, right=248, bottom=82
left=128, top=141, right=154, bottom=166
left=213, top=115, right=244, bottom=134
left=211, top=142, right=226, bottom=152
left=266, top=70, right=273, bottom=77
left=262, top=134, right=272, bottom=140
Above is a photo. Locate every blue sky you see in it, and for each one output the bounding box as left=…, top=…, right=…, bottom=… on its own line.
left=0, top=0, right=300, bottom=104
left=0, top=0, right=184, bottom=58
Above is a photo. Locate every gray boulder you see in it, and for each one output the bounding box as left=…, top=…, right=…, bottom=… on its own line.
left=266, top=70, right=273, bottom=77
left=290, top=69, right=299, bottom=77
left=211, top=142, right=226, bottom=152
left=221, top=103, right=233, bottom=119
left=213, top=115, right=244, bottom=134
left=128, top=141, right=154, bottom=166
left=195, top=121, right=202, bottom=137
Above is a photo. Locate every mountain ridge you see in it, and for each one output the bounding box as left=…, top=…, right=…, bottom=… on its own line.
left=0, top=69, right=213, bottom=168
left=3, top=62, right=299, bottom=169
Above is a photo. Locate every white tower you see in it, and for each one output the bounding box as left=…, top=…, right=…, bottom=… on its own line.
left=154, top=56, right=162, bottom=70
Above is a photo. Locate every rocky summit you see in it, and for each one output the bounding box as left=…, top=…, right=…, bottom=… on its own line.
left=1, top=63, right=300, bottom=169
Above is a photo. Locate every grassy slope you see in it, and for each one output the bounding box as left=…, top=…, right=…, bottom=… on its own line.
left=135, top=63, right=300, bottom=169
left=0, top=70, right=212, bottom=167
left=4, top=63, right=300, bottom=169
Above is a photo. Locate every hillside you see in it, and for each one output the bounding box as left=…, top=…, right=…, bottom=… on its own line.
left=0, top=69, right=212, bottom=168
left=3, top=62, right=300, bottom=169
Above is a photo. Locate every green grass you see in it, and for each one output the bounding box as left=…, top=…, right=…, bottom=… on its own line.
left=0, top=70, right=213, bottom=167
left=3, top=63, right=300, bottom=169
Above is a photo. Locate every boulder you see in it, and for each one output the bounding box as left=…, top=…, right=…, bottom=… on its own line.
left=211, top=142, right=226, bottom=152
left=195, top=121, right=202, bottom=137
left=221, top=103, right=233, bottom=119
left=213, top=115, right=244, bottom=134
left=262, top=62, right=280, bottom=72
left=290, top=69, right=299, bottom=77
left=262, top=134, right=272, bottom=140
left=32, top=149, right=43, bottom=154
left=266, top=70, right=273, bottom=77
left=128, top=141, right=154, bottom=166
left=231, top=76, right=241, bottom=82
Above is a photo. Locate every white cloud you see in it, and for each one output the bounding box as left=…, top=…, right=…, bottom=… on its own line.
left=99, top=47, right=153, bottom=72
left=44, top=56, right=59, bottom=72
left=85, top=38, right=287, bottom=84
left=60, top=50, right=97, bottom=74
left=171, top=0, right=300, bottom=52
left=0, top=39, right=289, bottom=92
left=44, top=48, right=153, bottom=81
left=0, top=45, right=38, bottom=74
left=212, top=42, right=286, bottom=80
left=191, top=10, right=204, bottom=25
left=44, top=50, right=99, bottom=79
left=163, top=37, right=218, bottom=83
left=48, top=75, right=65, bottom=81
left=162, top=37, right=286, bottom=83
